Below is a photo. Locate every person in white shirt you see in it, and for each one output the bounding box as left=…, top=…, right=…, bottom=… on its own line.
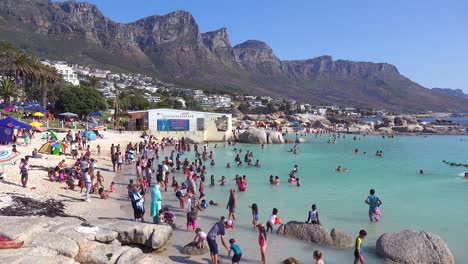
left=84, top=168, right=92, bottom=202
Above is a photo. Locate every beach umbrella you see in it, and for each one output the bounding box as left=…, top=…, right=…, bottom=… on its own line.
left=52, top=142, right=68, bottom=149
left=38, top=142, right=53, bottom=154
left=50, top=130, right=60, bottom=140
left=33, top=112, right=44, bottom=117
left=273, top=120, right=281, bottom=125
left=29, top=121, right=43, bottom=127
left=59, top=112, right=79, bottom=117
left=0, top=150, right=21, bottom=166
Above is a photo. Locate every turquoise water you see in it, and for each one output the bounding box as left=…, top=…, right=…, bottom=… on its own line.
left=169, top=135, right=468, bottom=263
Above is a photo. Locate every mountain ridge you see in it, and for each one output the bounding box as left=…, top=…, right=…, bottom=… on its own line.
left=1, top=0, right=467, bottom=112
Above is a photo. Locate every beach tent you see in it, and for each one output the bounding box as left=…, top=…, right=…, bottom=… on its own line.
left=38, top=142, right=53, bottom=154
left=83, top=130, right=97, bottom=141
left=0, top=116, right=32, bottom=129
left=49, top=130, right=59, bottom=140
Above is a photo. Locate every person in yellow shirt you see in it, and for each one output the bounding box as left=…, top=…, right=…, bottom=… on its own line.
left=354, top=230, right=367, bottom=264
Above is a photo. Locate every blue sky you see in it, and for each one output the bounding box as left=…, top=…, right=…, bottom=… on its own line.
left=67, top=0, right=468, bottom=92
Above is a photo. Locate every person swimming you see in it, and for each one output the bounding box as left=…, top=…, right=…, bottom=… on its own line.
left=335, top=166, right=348, bottom=172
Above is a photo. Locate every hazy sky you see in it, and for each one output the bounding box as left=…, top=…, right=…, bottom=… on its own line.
left=68, top=0, right=468, bottom=92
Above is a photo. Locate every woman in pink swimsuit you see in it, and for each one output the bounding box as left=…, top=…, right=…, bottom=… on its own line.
left=258, top=223, right=267, bottom=264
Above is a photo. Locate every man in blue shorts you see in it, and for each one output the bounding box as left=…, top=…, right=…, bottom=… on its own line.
left=207, top=216, right=230, bottom=264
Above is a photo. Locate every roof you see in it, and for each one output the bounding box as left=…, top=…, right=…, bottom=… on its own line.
left=128, top=108, right=231, bottom=116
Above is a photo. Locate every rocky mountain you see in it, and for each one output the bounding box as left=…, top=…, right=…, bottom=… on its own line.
left=431, top=88, right=468, bottom=100
left=1, top=0, right=467, bottom=112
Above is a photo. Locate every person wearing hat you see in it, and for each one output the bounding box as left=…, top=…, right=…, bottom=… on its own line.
left=207, top=216, right=231, bottom=264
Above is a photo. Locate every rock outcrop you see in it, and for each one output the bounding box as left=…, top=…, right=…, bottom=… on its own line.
left=0, top=216, right=172, bottom=264
left=278, top=221, right=353, bottom=248
left=376, top=230, right=454, bottom=264
left=283, top=257, right=301, bottom=264
left=181, top=241, right=209, bottom=255
left=238, top=128, right=267, bottom=144
left=266, top=131, right=284, bottom=144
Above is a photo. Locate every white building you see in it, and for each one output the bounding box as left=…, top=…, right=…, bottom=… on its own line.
left=43, top=62, right=80, bottom=86
left=128, top=108, right=232, bottom=142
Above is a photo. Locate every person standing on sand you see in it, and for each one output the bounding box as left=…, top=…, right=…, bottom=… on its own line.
left=19, top=157, right=29, bottom=188
left=83, top=168, right=92, bottom=202
left=207, top=216, right=231, bottom=264
left=227, top=188, right=237, bottom=220
left=150, top=184, right=162, bottom=224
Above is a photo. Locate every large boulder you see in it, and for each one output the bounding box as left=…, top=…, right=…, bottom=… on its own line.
left=295, top=138, right=307, bottom=143
left=266, top=131, right=284, bottom=144
left=283, top=257, right=300, bottom=264
left=423, top=126, right=439, bottom=134
left=87, top=219, right=173, bottom=250
left=30, top=232, right=79, bottom=258
left=0, top=246, right=78, bottom=264
left=383, top=116, right=395, bottom=127
left=394, top=116, right=407, bottom=126
left=407, top=125, right=424, bottom=132
left=403, top=115, right=418, bottom=125
left=278, top=221, right=353, bottom=248
left=376, top=230, right=454, bottom=264
left=238, top=128, right=268, bottom=144
left=181, top=241, right=209, bottom=255
left=377, top=127, right=393, bottom=134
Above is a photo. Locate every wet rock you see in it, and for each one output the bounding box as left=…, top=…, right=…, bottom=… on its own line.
left=278, top=221, right=353, bottom=248
left=181, top=241, right=209, bottom=255
left=376, top=230, right=454, bottom=264
left=283, top=257, right=300, bottom=264
left=295, top=138, right=307, bottom=143
left=266, top=131, right=284, bottom=144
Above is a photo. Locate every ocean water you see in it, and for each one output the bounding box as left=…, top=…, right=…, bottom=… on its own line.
left=168, top=135, right=468, bottom=263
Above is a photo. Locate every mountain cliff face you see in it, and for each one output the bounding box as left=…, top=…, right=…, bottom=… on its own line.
left=1, top=0, right=467, bottom=112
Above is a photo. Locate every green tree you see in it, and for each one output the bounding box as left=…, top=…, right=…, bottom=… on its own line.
left=0, top=79, right=17, bottom=104
left=55, top=85, right=107, bottom=117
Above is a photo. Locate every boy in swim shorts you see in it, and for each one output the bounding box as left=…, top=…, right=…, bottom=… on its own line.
left=354, top=229, right=367, bottom=264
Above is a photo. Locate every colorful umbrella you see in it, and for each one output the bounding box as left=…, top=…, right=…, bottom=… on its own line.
left=52, top=142, right=68, bottom=149
left=33, top=112, right=44, bottom=117
left=50, top=130, right=59, bottom=140
left=0, top=151, right=21, bottom=166
left=29, top=121, right=43, bottom=127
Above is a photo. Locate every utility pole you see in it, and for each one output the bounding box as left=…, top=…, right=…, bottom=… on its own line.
left=113, top=89, right=120, bottom=128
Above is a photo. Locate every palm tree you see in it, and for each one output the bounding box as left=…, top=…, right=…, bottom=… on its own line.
left=89, top=76, right=99, bottom=88
left=0, top=78, right=17, bottom=104
left=38, top=64, right=61, bottom=108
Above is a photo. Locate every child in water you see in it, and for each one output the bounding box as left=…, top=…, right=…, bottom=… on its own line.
left=249, top=203, right=259, bottom=230
left=219, top=176, right=226, bottom=186
left=258, top=224, right=267, bottom=264
left=313, top=250, right=324, bottom=264
left=296, top=177, right=301, bottom=187
left=193, top=227, right=207, bottom=249
left=209, top=175, right=215, bottom=188
left=229, top=238, right=243, bottom=264
left=266, top=208, right=278, bottom=233
left=354, top=230, right=367, bottom=264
